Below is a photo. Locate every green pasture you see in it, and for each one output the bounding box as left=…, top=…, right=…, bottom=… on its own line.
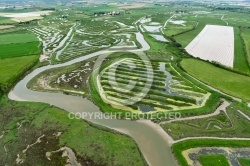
left=181, top=58, right=250, bottom=102
left=240, top=158, right=250, bottom=166
left=0, top=33, right=37, bottom=45
left=0, top=32, right=40, bottom=58
left=234, top=27, right=250, bottom=73
left=242, top=28, right=250, bottom=65
left=0, top=55, right=38, bottom=92
left=164, top=20, right=197, bottom=37
left=0, top=41, right=40, bottom=58
left=174, top=16, right=226, bottom=47
left=0, top=16, right=15, bottom=24
left=198, top=155, right=230, bottom=166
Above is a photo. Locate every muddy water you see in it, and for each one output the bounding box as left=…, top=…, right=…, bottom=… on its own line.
left=9, top=32, right=177, bottom=166
left=56, top=34, right=74, bottom=59
left=159, top=62, right=172, bottom=93
left=143, top=25, right=161, bottom=33
left=158, top=62, right=188, bottom=99
left=55, top=24, right=77, bottom=60
left=150, top=34, right=168, bottom=42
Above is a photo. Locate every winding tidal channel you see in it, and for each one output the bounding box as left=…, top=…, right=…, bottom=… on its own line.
left=8, top=32, right=178, bottom=166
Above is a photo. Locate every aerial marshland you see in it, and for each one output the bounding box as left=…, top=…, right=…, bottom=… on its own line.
left=1, top=1, right=250, bottom=166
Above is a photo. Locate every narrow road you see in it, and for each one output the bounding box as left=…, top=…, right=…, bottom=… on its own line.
left=161, top=99, right=230, bottom=124
left=161, top=14, right=176, bottom=34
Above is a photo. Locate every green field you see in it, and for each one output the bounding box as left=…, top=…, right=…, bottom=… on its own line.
left=0, top=33, right=38, bottom=45
left=234, top=27, right=250, bottom=73
left=0, top=32, right=40, bottom=58
left=0, top=16, right=15, bottom=24
left=172, top=14, right=250, bottom=73
left=173, top=10, right=250, bottom=48
left=198, top=155, right=230, bottom=166
left=242, top=28, right=250, bottom=65
left=240, top=158, right=250, bottom=166
left=181, top=58, right=250, bottom=102
left=143, top=32, right=185, bottom=60
left=174, top=17, right=225, bottom=47
left=164, top=20, right=196, bottom=37
left=0, top=42, right=40, bottom=58
left=0, top=55, right=38, bottom=92
left=0, top=97, right=145, bottom=166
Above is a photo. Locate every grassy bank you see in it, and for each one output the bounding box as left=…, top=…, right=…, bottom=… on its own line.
left=164, top=21, right=197, bottom=37
left=234, top=27, right=250, bottom=73
left=180, top=58, right=250, bottom=102
left=0, top=55, right=38, bottom=92
left=242, top=28, right=250, bottom=65
left=240, top=158, right=250, bottom=166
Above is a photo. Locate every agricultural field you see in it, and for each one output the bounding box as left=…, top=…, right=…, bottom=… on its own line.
left=174, top=15, right=226, bottom=47
left=0, top=25, right=14, bottom=29
left=242, top=28, right=250, bottom=65
left=0, top=16, right=15, bottom=24
left=240, top=158, right=250, bottom=166
left=75, top=4, right=119, bottom=14
left=185, top=25, right=234, bottom=67
left=164, top=20, right=197, bottom=37
left=170, top=9, right=250, bottom=72
left=0, top=55, right=38, bottom=92
left=173, top=9, right=250, bottom=47
left=0, top=11, right=53, bottom=22
left=0, top=33, right=38, bottom=44
left=181, top=58, right=250, bottom=102
left=0, top=32, right=40, bottom=58
left=234, top=27, right=250, bottom=73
